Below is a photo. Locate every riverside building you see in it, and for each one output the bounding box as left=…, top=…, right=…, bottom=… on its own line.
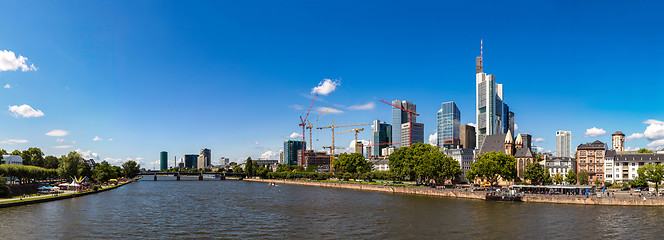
left=197, top=148, right=211, bottom=169
left=437, top=101, right=461, bottom=149
left=575, top=140, right=606, bottom=184
left=391, top=100, right=417, bottom=149
left=371, top=119, right=392, bottom=157
left=283, top=140, right=305, bottom=165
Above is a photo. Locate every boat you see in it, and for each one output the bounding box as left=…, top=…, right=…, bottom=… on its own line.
left=269, top=182, right=277, bottom=186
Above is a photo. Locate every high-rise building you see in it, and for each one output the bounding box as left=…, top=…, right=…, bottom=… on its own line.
left=284, top=140, right=305, bottom=165
left=184, top=154, right=198, bottom=168
left=437, top=101, right=461, bottom=149
left=460, top=124, right=476, bottom=149
left=400, top=122, right=424, bottom=147
left=612, top=131, right=625, bottom=152
left=160, top=151, right=168, bottom=171
left=392, top=100, right=416, bottom=149
left=475, top=41, right=513, bottom=150
left=518, top=134, right=532, bottom=152
left=371, top=120, right=392, bottom=157
left=220, top=157, right=229, bottom=166
left=556, top=131, right=572, bottom=158
left=197, top=148, right=211, bottom=169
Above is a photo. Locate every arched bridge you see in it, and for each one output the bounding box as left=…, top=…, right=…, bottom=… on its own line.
left=137, top=172, right=246, bottom=181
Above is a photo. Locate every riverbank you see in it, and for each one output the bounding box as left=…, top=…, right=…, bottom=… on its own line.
left=0, top=180, right=134, bottom=208
left=245, top=178, right=664, bottom=206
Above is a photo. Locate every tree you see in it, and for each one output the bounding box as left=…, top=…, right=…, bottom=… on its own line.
left=524, top=162, right=547, bottom=185
left=565, top=169, right=577, bottom=185
left=93, top=162, right=118, bottom=183
left=78, top=161, right=92, bottom=179
left=388, top=143, right=461, bottom=183
left=640, top=163, right=664, bottom=194
left=122, top=160, right=141, bottom=178
left=44, top=156, right=59, bottom=169
left=466, top=151, right=516, bottom=186
left=232, top=165, right=244, bottom=174
left=58, top=152, right=81, bottom=180
left=577, top=170, right=589, bottom=185
left=21, top=148, right=45, bottom=167
left=305, top=165, right=319, bottom=172
left=333, top=153, right=373, bottom=174
left=543, top=168, right=552, bottom=185
left=638, top=148, right=654, bottom=153
left=245, top=157, right=254, bottom=177
left=593, top=177, right=602, bottom=186
left=553, top=173, right=564, bottom=184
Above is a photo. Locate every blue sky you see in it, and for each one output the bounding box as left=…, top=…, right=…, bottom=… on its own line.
left=0, top=1, right=662, bottom=169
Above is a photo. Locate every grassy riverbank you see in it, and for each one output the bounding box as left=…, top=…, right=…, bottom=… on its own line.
left=0, top=180, right=133, bottom=208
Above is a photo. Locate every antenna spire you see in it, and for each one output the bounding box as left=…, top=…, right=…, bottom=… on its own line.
left=480, top=39, right=483, bottom=58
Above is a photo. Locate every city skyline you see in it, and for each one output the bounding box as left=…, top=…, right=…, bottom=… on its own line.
left=0, top=1, right=663, bottom=169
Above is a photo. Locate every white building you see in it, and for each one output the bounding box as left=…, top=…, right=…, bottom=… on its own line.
left=544, top=157, right=576, bottom=182
left=443, top=148, right=475, bottom=183
left=382, top=147, right=395, bottom=157
left=2, top=155, right=23, bottom=165
left=556, top=130, right=572, bottom=158
left=369, top=159, right=389, bottom=171
left=605, top=152, right=664, bottom=183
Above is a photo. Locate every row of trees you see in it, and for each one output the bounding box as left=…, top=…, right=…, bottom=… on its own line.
left=389, top=143, right=461, bottom=184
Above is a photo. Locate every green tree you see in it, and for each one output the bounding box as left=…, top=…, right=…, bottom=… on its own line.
left=58, top=152, right=81, bottom=180
left=553, top=173, right=564, bottom=184
left=640, top=163, right=664, bottom=194
left=305, top=165, right=319, bottom=172
left=565, top=169, right=577, bottom=185
left=44, top=155, right=59, bottom=169
left=78, top=161, right=92, bottom=179
left=244, top=157, right=254, bottom=176
left=121, top=160, right=141, bottom=178
left=577, top=170, right=589, bottom=185
left=21, top=148, right=45, bottom=167
left=388, top=143, right=461, bottom=183
left=638, top=148, right=654, bottom=153
left=524, top=162, right=547, bottom=185
left=232, top=165, right=244, bottom=174
left=333, top=153, right=373, bottom=174
left=466, top=151, right=517, bottom=186
left=593, top=177, right=602, bottom=186
left=92, top=162, right=118, bottom=183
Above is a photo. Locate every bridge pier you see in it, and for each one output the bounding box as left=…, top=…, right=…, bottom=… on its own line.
left=176, top=174, right=180, bottom=181
left=153, top=175, right=157, bottom=181
left=199, top=174, right=203, bottom=181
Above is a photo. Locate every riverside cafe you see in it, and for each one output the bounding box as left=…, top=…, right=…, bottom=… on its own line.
left=511, top=185, right=596, bottom=195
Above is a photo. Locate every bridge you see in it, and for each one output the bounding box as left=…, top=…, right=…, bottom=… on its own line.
left=137, top=172, right=246, bottom=181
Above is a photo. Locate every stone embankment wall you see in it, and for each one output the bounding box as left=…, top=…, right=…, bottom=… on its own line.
left=244, top=178, right=485, bottom=200
left=246, top=178, right=664, bottom=206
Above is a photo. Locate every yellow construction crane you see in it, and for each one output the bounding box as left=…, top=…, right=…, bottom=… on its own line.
left=305, top=106, right=333, bottom=151
left=316, top=120, right=369, bottom=160
left=338, top=128, right=365, bottom=154
left=322, top=145, right=344, bottom=171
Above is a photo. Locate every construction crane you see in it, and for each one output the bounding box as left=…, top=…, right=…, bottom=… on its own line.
left=322, top=145, right=344, bottom=171
left=379, top=99, right=420, bottom=147
left=306, top=105, right=333, bottom=151
left=298, top=94, right=317, bottom=166
left=338, top=128, right=365, bottom=154
left=316, top=120, right=369, bottom=162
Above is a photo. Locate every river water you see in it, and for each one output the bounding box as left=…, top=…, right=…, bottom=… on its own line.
left=1, top=178, right=664, bottom=239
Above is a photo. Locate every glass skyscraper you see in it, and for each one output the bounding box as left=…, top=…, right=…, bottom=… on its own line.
left=283, top=140, right=305, bottom=165
left=160, top=151, right=168, bottom=171
left=476, top=46, right=514, bottom=150
left=371, top=119, right=392, bottom=157
left=437, top=101, right=460, bottom=149
left=391, top=100, right=416, bottom=149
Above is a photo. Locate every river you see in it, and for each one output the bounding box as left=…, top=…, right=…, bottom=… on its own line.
left=1, top=179, right=664, bottom=239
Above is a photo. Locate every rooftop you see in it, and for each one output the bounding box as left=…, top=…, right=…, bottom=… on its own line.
left=577, top=140, right=606, bottom=150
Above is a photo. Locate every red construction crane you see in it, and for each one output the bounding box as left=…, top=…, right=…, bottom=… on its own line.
left=298, top=94, right=317, bottom=166
left=379, top=99, right=420, bottom=147
left=306, top=105, right=333, bottom=151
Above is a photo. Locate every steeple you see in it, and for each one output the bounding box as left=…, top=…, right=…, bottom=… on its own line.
left=505, top=129, right=513, bottom=144
left=515, top=134, right=523, bottom=148
left=504, top=129, right=514, bottom=156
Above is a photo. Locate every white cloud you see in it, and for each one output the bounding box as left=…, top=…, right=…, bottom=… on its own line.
left=108, top=138, right=113, bottom=141
left=4, top=84, right=10, bottom=89
left=76, top=149, right=100, bottom=162
left=534, top=138, right=545, bottom=142
left=56, top=138, right=65, bottom=144
left=289, top=104, right=304, bottom=110
left=54, top=145, right=73, bottom=149
left=315, top=106, right=344, bottom=114
left=289, top=132, right=302, bottom=138
left=45, top=129, right=69, bottom=137
left=0, top=50, right=37, bottom=72
left=643, top=119, right=664, bottom=141
left=347, top=102, right=376, bottom=110
left=8, top=104, right=44, bottom=118
left=311, top=78, right=340, bottom=96
left=584, top=127, right=606, bottom=137
left=626, top=133, right=644, bottom=141
left=103, top=157, right=124, bottom=165
left=625, top=146, right=640, bottom=151
left=346, top=139, right=370, bottom=154
left=647, top=139, right=664, bottom=148
left=467, top=123, right=476, bottom=127
left=428, top=132, right=438, bottom=146
left=514, top=123, right=519, bottom=132
left=93, top=136, right=103, bottom=141
left=0, top=139, right=28, bottom=144
left=260, top=151, right=279, bottom=159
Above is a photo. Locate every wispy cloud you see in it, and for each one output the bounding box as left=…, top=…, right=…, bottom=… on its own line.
left=8, top=104, right=44, bottom=118
left=45, top=129, right=69, bottom=137
left=584, top=127, right=606, bottom=137
left=54, top=145, right=73, bottom=149
left=0, top=50, right=37, bottom=72
left=4, top=84, right=10, bottom=89
left=311, top=79, right=340, bottom=96
left=288, top=104, right=304, bottom=110
left=56, top=138, right=65, bottom=144
left=93, top=136, right=103, bottom=141
left=0, top=139, right=28, bottom=144
left=289, top=132, right=302, bottom=138
left=260, top=151, right=279, bottom=159
left=534, top=138, right=545, bottom=142
left=315, top=106, right=344, bottom=114
left=347, top=102, right=376, bottom=110
left=626, top=133, right=644, bottom=141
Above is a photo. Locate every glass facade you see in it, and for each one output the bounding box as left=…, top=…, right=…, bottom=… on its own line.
left=371, top=120, right=392, bottom=157
left=437, top=101, right=460, bottom=149
left=160, top=151, right=168, bottom=171
left=391, top=100, right=415, bottom=149
left=283, top=140, right=305, bottom=165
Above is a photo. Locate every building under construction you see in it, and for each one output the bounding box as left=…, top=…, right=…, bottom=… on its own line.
left=297, top=150, right=336, bottom=170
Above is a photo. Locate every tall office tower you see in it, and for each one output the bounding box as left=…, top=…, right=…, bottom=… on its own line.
left=371, top=120, right=392, bottom=157
left=556, top=131, right=572, bottom=157
left=184, top=154, right=198, bottom=168
left=220, top=157, right=229, bottom=166
left=437, top=101, right=461, bottom=149
left=197, top=148, right=211, bottom=169
left=612, top=131, right=625, bottom=152
left=476, top=40, right=512, bottom=149
left=401, top=122, right=424, bottom=147
left=283, top=140, right=305, bottom=165
left=392, top=100, right=417, bottom=149
left=160, top=151, right=168, bottom=171
left=460, top=124, right=476, bottom=149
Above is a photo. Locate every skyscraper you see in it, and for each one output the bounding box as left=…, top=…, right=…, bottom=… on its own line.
left=160, top=151, right=168, bottom=171
left=197, top=148, right=211, bottom=169
left=437, top=101, right=461, bottom=149
left=476, top=40, right=513, bottom=149
left=392, top=100, right=416, bottom=149
left=371, top=119, right=392, bottom=157
left=556, top=131, right=572, bottom=157
left=401, top=122, right=424, bottom=147
left=184, top=154, right=198, bottom=168
left=283, top=140, right=305, bottom=165
left=460, top=124, right=476, bottom=149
